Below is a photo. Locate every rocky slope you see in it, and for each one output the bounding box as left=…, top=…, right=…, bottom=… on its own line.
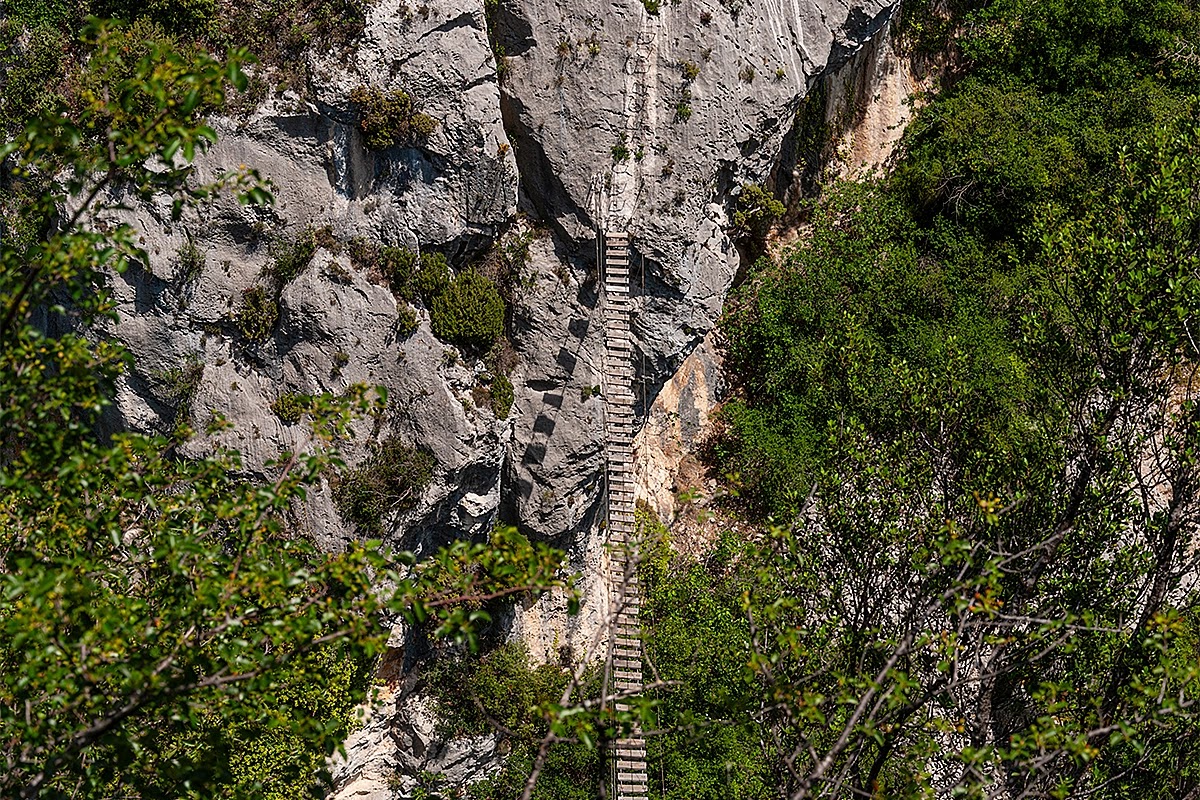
left=97, top=0, right=912, bottom=794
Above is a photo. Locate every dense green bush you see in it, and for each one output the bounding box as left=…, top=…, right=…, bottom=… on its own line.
left=166, top=642, right=374, bottom=800
left=381, top=247, right=419, bottom=299
left=350, top=85, right=438, bottom=151
left=2, top=0, right=371, bottom=129
left=93, top=0, right=217, bottom=37
left=431, top=271, right=505, bottom=351
left=490, top=372, right=514, bottom=419
left=719, top=181, right=1041, bottom=516
left=0, top=20, right=67, bottom=136
left=346, top=242, right=455, bottom=311
left=414, top=251, right=451, bottom=303
left=236, top=285, right=279, bottom=342
left=270, top=392, right=313, bottom=424
left=730, top=184, right=784, bottom=243
left=638, top=515, right=780, bottom=800
left=6, top=0, right=88, bottom=27
left=720, top=0, right=1200, bottom=518
left=332, top=438, right=436, bottom=532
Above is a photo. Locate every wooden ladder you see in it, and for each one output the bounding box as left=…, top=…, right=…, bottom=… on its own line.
left=602, top=231, right=647, bottom=800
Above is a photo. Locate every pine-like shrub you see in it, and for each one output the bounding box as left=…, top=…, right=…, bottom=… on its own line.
left=431, top=271, right=504, bottom=351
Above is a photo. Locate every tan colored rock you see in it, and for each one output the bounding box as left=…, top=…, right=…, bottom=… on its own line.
left=634, top=331, right=722, bottom=528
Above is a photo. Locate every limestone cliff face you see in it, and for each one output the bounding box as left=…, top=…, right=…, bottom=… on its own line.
left=106, top=0, right=901, bottom=553
left=98, top=1, right=907, bottom=794
left=498, top=0, right=899, bottom=544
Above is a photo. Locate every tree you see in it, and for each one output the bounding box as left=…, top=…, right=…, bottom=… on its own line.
left=0, top=23, right=571, bottom=799
left=715, top=118, right=1200, bottom=799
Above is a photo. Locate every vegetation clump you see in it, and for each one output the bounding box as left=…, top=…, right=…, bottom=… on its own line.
left=175, top=238, right=205, bottom=284
left=414, top=251, right=452, bottom=303
left=235, top=285, right=279, bottom=342
left=431, top=271, right=505, bottom=351
left=489, top=372, right=514, bottom=419
left=270, top=391, right=313, bottom=424
left=395, top=304, right=419, bottom=338
left=380, top=247, right=420, bottom=298
left=266, top=227, right=320, bottom=285
left=151, top=357, right=205, bottom=428
left=730, top=183, right=784, bottom=242
left=612, top=132, right=631, bottom=162
left=674, top=88, right=693, bottom=122
left=332, top=437, right=436, bottom=532
left=427, top=642, right=603, bottom=800
left=3, top=0, right=370, bottom=125
left=350, top=85, right=437, bottom=151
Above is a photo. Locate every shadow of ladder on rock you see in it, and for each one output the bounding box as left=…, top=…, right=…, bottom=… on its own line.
left=602, top=231, right=648, bottom=800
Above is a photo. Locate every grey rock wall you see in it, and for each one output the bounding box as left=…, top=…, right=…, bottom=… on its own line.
left=104, top=0, right=898, bottom=550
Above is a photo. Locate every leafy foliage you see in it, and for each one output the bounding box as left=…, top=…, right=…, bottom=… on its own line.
left=381, top=246, right=419, bottom=298
left=151, top=356, right=205, bottom=426
left=0, top=30, right=576, bottom=799
left=711, top=0, right=1200, bottom=791
left=396, top=526, right=578, bottom=649
left=639, top=516, right=780, bottom=800
left=0, top=19, right=68, bottom=138
left=428, top=642, right=604, bottom=800
left=1, top=0, right=371, bottom=138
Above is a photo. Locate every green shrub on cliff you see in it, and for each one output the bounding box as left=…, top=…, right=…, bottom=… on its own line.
left=350, top=85, right=438, bottom=151
left=730, top=183, right=784, bottom=243
left=236, top=285, right=279, bottom=342
left=431, top=271, right=505, bottom=351
left=490, top=372, right=514, bottom=419
left=332, top=438, right=436, bottom=532
left=415, top=251, right=452, bottom=303
left=270, top=392, right=313, bottom=424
